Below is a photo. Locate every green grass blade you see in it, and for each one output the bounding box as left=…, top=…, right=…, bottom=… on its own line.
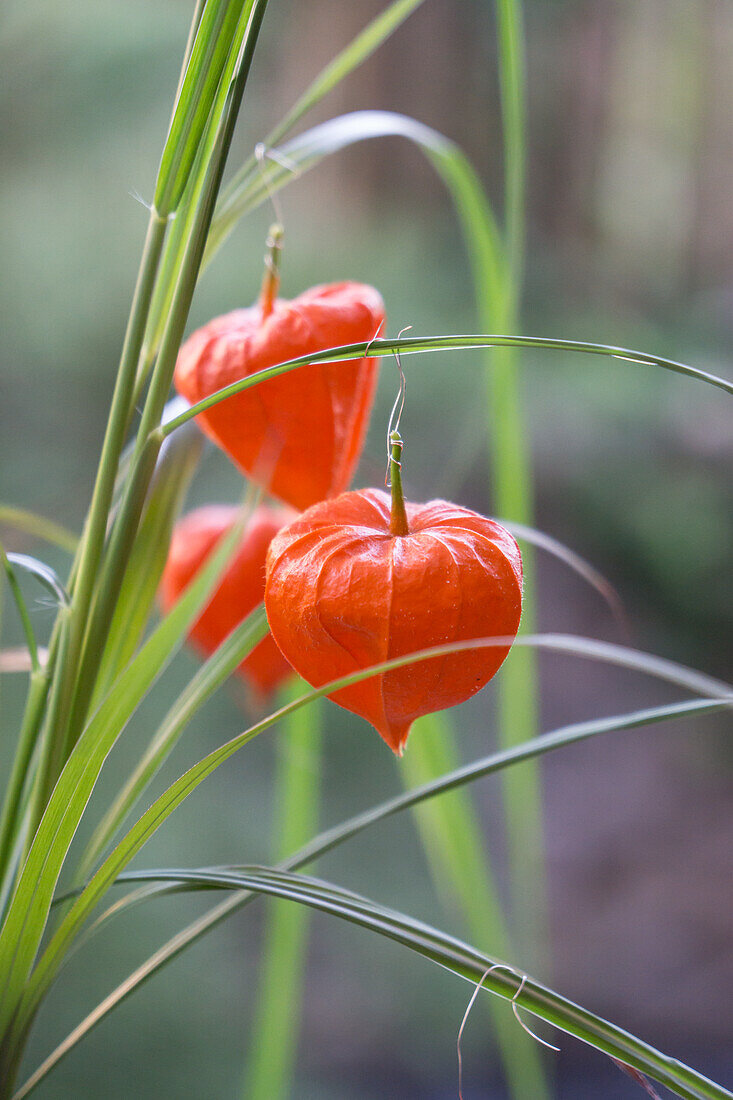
left=495, top=0, right=526, bottom=296
left=0, top=670, right=48, bottom=915
left=154, top=0, right=245, bottom=216
left=0, top=508, right=77, bottom=555
left=69, top=0, right=270, bottom=747
left=402, top=712, right=549, bottom=1099
left=243, top=685, right=321, bottom=1100
left=0, top=496, right=255, bottom=1041
left=207, top=111, right=504, bottom=299
left=503, top=521, right=626, bottom=632
left=263, top=0, right=425, bottom=149
left=4, top=554, right=69, bottom=613
left=26, top=695, right=727, bottom=1096
left=21, top=636, right=730, bottom=1039
left=42, top=865, right=733, bottom=1100
left=161, top=332, right=733, bottom=440
left=80, top=605, right=269, bottom=878
left=1, top=550, right=41, bottom=676
left=142, top=3, right=426, bottom=386
left=90, top=423, right=203, bottom=706
left=490, top=0, right=544, bottom=977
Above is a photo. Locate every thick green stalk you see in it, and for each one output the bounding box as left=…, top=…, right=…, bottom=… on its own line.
left=67, top=0, right=270, bottom=743
left=487, top=0, right=546, bottom=967
left=137, top=0, right=427, bottom=395
left=33, top=212, right=167, bottom=809
left=243, top=688, right=321, bottom=1100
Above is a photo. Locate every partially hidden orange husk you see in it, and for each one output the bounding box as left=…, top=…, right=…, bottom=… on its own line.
left=160, top=504, right=294, bottom=698
left=265, top=488, right=523, bottom=753
left=174, top=282, right=385, bottom=511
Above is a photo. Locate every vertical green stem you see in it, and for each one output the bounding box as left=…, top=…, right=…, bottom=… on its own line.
left=243, top=686, right=321, bottom=1100
left=489, top=0, right=546, bottom=971
left=67, top=0, right=270, bottom=745
left=403, top=713, right=549, bottom=1099
left=33, top=212, right=167, bottom=812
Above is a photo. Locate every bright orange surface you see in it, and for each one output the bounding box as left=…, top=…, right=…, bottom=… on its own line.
left=265, top=489, right=523, bottom=753
left=160, top=504, right=294, bottom=698
left=174, top=282, right=385, bottom=510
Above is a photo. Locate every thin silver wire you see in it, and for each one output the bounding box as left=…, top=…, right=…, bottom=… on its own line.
left=385, top=325, right=411, bottom=487
left=456, top=963, right=560, bottom=1099
left=254, top=142, right=286, bottom=230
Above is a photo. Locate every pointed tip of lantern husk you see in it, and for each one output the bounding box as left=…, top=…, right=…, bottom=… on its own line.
left=377, top=720, right=412, bottom=756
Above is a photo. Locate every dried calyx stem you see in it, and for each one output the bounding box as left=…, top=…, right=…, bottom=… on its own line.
left=259, top=222, right=284, bottom=319
left=389, top=430, right=409, bottom=537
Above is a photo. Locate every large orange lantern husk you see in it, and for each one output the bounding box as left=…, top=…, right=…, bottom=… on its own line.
left=160, top=504, right=294, bottom=699
left=174, top=281, right=385, bottom=511
left=265, top=487, right=523, bottom=754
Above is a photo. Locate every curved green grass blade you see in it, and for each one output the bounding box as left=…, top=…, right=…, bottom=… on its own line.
left=40, top=865, right=733, bottom=1100
left=1, top=549, right=41, bottom=676
left=4, top=554, right=69, bottom=612
left=26, top=694, right=727, bottom=1097
left=502, top=520, right=626, bottom=631
left=262, top=0, right=425, bottom=150
left=90, top=421, right=204, bottom=707
left=207, top=111, right=504, bottom=301
left=243, top=685, right=321, bottom=1100
left=0, top=495, right=257, bottom=1039
left=0, top=508, right=77, bottom=555
left=161, top=333, right=733, bottom=440
left=19, top=635, right=731, bottom=1045
left=80, top=605, right=269, bottom=879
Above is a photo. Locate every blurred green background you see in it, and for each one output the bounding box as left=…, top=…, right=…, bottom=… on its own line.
left=1, top=1, right=731, bottom=1096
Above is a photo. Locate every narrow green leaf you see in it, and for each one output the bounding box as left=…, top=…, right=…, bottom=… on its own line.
left=46, top=866, right=733, bottom=1100
left=20, top=636, right=731, bottom=1046
left=154, top=0, right=245, bottom=216
left=161, top=333, right=733, bottom=440
left=1, top=549, right=41, bottom=675
left=0, top=671, right=48, bottom=915
left=0, top=494, right=257, bottom=1038
left=90, top=421, right=203, bottom=705
left=488, top=0, right=544, bottom=979
left=142, top=3, right=427, bottom=388
left=70, top=0, right=270, bottom=746
left=263, top=0, right=425, bottom=149
left=5, top=553, right=69, bottom=611
left=28, top=695, right=727, bottom=1097
left=0, top=507, right=77, bottom=555
left=80, top=605, right=269, bottom=878
left=207, top=111, right=504, bottom=301
left=503, top=520, right=626, bottom=631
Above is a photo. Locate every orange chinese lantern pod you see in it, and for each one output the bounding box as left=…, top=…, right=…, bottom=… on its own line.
left=265, top=434, right=523, bottom=754
left=174, top=228, right=385, bottom=510
left=160, top=504, right=295, bottom=699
